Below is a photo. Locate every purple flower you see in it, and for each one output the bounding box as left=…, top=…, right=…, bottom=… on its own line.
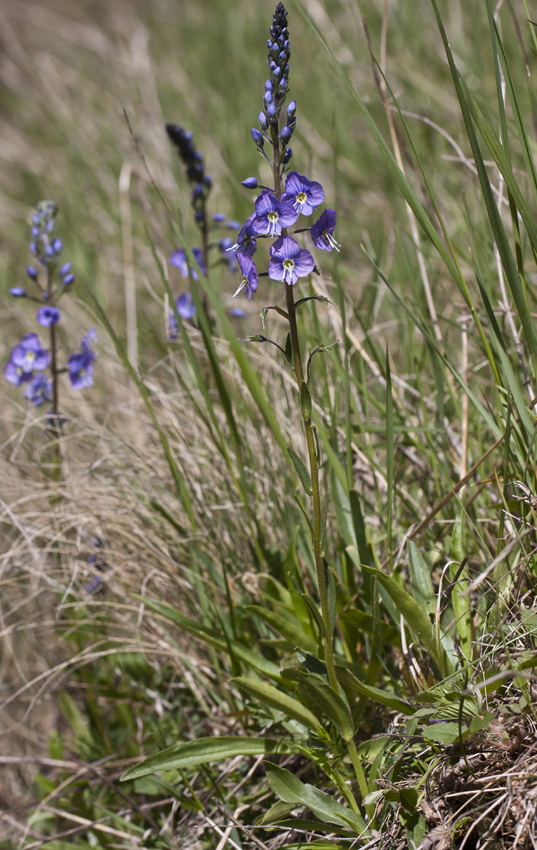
left=59, top=262, right=71, bottom=276
left=213, top=213, right=227, bottom=222
left=226, top=220, right=242, bottom=230
left=9, top=288, right=27, bottom=297
left=251, top=128, right=264, bottom=146
left=37, top=306, right=60, bottom=326
left=252, top=192, right=298, bottom=238
left=24, top=374, right=52, bottom=406
left=62, top=273, right=75, bottom=285
left=10, top=333, right=50, bottom=373
left=67, top=351, right=94, bottom=390
left=268, top=236, right=315, bottom=285
left=220, top=237, right=238, bottom=271
left=310, top=209, right=341, bottom=252
left=228, top=214, right=258, bottom=256
left=230, top=307, right=247, bottom=318
left=283, top=172, right=325, bottom=216
left=242, top=178, right=259, bottom=190
left=176, top=293, right=196, bottom=319
left=81, top=328, right=97, bottom=353
left=234, top=254, right=258, bottom=301
left=52, top=238, right=63, bottom=254
left=26, top=266, right=38, bottom=280
left=169, top=248, right=205, bottom=280
left=4, top=360, right=32, bottom=386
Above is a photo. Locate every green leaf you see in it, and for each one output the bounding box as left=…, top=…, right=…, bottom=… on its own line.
left=283, top=668, right=354, bottom=741
left=339, top=608, right=401, bottom=647
left=245, top=605, right=317, bottom=654
left=300, top=381, right=312, bottom=422
left=138, top=597, right=283, bottom=682
left=287, top=447, right=313, bottom=496
left=232, top=677, right=321, bottom=730
left=324, top=560, right=336, bottom=640
left=335, top=667, right=415, bottom=715
left=121, top=737, right=297, bottom=781
left=265, top=762, right=365, bottom=833
left=408, top=541, right=436, bottom=614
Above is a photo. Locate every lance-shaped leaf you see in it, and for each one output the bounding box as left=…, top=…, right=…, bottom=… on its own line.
left=245, top=605, right=317, bottom=654
left=287, top=447, right=313, bottom=496
left=232, top=677, right=321, bottom=730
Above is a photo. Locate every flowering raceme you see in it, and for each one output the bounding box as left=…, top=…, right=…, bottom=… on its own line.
left=4, top=201, right=96, bottom=418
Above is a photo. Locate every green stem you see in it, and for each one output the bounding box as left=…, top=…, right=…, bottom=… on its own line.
left=271, top=123, right=338, bottom=692
left=347, top=737, right=368, bottom=801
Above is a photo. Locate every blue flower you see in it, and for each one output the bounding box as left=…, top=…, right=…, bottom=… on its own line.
left=169, top=248, right=205, bottom=280
left=220, top=237, right=238, bottom=271
left=59, top=262, right=71, bottom=276
left=310, top=209, right=341, bottom=252
left=81, top=328, right=97, bottom=353
left=234, top=254, right=258, bottom=301
left=242, top=178, right=259, bottom=190
left=230, top=307, right=247, bottom=318
left=169, top=293, right=196, bottom=337
left=268, top=236, right=315, bottom=285
left=26, top=266, right=38, bottom=280
left=283, top=172, right=325, bottom=216
left=4, top=360, right=32, bottom=386
left=9, top=288, right=27, bottom=297
left=228, top=214, right=258, bottom=256
left=252, top=191, right=298, bottom=238
left=67, top=351, right=94, bottom=390
left=24, top=374, right=52, bottom=406
left=9, top=333, right=50, bottom=373
left=37, top=306, right=60, bottom=326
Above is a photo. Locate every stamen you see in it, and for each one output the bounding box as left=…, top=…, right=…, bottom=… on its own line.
left=233, top=278, right=247, bottom=298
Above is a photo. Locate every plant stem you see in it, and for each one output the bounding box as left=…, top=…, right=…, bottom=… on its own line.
left=347, top=738, right=369, bottom=801
left=47, top=267, right=61, bottom=480
left=271, top=129, right=338, bottom=692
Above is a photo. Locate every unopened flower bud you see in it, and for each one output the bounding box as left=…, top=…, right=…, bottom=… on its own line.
left=204, top=174, right=212, bottom=188
left=287, top=101, right=296, bottom=118
left=281, top=124, right=291, bottom=145
left=45, top=245, right=55, bottom=259
left=26, top=265, right=38, bottom=280
left=32, top=214, right=40, bottom=225
left=259, top=111, right=268, bottom=130
left=29, top=241, right=37, bottom=255
left=267, top=102, right=277, bottom=122
left=62, top=273, right=75, bottom=285
left=242, top=177, right=259, bottom=189
left=265, top=79, right=273, bottom=92
left=9, top=287, right=27, bottom=297
left=279, top=79, right=287, bottom=95
left=52, top=238, right=63, bottom=254
left=283, top=147, right=292, bottom=163
left=273, top=66, right=281, bottom=80
left=279, top=50, right=287, bottom=65
left=45, top=219, right=54, bottom=232
left=287, top=116, right=296, bottom=133
left=264, top=91, right=273, bottom=108
left=251, top=128, right=264, bottom=146
left=31, top=227, right=40, bottom=238
left=59, top=262, right=71, bottom=276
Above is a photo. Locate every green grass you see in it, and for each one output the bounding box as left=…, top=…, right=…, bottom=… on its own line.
left=3, top=0, right=537, bottom=848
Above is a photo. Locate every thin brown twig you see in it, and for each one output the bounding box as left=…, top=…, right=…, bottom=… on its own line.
left=212, top=798, right=270, bottom=850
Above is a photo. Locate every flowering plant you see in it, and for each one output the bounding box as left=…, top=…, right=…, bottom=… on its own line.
left=4, top=200, right=96, bottom=425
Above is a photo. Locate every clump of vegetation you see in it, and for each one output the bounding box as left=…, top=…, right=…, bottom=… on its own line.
left=3, top=1, right=537, bottom=848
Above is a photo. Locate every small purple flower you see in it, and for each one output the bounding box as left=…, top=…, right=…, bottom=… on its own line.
left=81, top=328, right=97, bottom=353
left=226, top=221, right=242, bottom=230
left=213, top=213, right=227, bottom=222
left=10, top=333, right=50, bottom=373
left=37, top=306, right=60, bottom=326
left=252, top=192, right=298, bottom=238
left=310, top=209, right=341, bottom=252
left=176, top=293, right=196, bottom=320
left=220, top=237, right=238, bottom=271
left=59, top=262, right=71, bottom=277
left=24, top=374, right=52, bottom=406
left=29, top=242, right=37, bottom=255
left=85, top=575, right=102, bottom=593
left=234, top=253, right=258, bottom=301
left=62, top=273, right=75, bottom=285
left=242, top=178, right=259, bottom=190
left=67, top=351, right=94, bottom=390
left=9, top=288, right=27, bottom=297
left=4, top=360, right=32, bottom=386
left=230, top=307, right=247, bottom=318
left=283, top=172, right=325, bottom=216
left=169, top=248, right=205, bottom=280
left=268, top=236, right=315, bottom=285
left=251, top=128, right=264, bottom=146
left=228, top=214, right=258, bottom=256
left=52, top=238, right=63, bottom=254
left=26, top=266, right=38, bottom=280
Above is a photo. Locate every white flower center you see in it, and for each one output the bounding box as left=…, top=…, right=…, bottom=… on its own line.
left=282, top=258, right=295, bottom=283
left=21, top=351, right=36, bottom=371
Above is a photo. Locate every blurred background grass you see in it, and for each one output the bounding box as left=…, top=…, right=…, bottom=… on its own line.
left=2, top=0, right=537, bottom=846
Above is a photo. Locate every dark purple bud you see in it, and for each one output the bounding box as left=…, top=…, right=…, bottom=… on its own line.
left=52, top=238, right=63, bottom=254
left=279, top=79, right=287, bottom=95
left=259, top=111, right=268, bottom=131
left=45, top=220, right=54, bottom=233
left=267, top=102, right=277, bottom=122
left=59, top=262, right=71, bottom=276
left=195, top=210, right=204, bottom=221
left=62, top=273, right=75, bottom=285
left=226, top=220, right=241, bottom=230
left=281, top=125, right=291, bottom=145
left=287, top=101, right=296, bottom=118
left=9, top=287, right=27, bottom=297
left=265, top=79, right=273, bottom=92
left=213, top=213, right=226, bottom=222
left=283, top=147, right=292, bottom=164
left=267, top=39, right=272, bottom=49
left=273, top=66, right=281, bottom=80
left=29, top=242, right=37, bottom=255
left=251, top=128, right=264, bottom=146
left=204, top=174, right=212, bottom=188
left=270, top=60, right=277, bottom=72
left=279, top=50, right=287, bottom=65
left=45, top=245, right=55, bottom=259
left=284, top=63, right=289, bottom=75
left=264, top=91, right=273, bottom=108
left=192, top=183, right=204, bottom=201
left=284, top=40, right=289, bottom=50
left=287, top=116, right=297, bottom=133
left=31, top=226, right=40, bottom=238
left=242, top=177, right=259, bottom=190
left=26, top=265, right=38, bottom=280
left=32, top=214, right=40, bottom=225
